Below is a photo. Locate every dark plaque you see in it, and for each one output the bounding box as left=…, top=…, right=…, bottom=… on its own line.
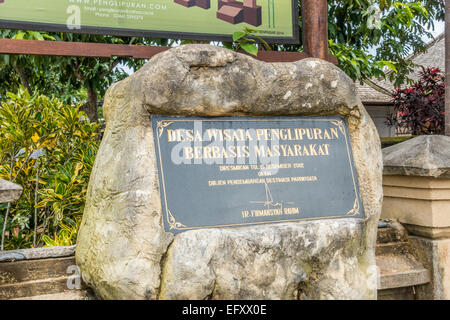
left=152, top=116, right=364, bottom=234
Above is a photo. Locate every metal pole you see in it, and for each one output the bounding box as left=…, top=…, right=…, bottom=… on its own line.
left=302, top=0, right=329, bottom=60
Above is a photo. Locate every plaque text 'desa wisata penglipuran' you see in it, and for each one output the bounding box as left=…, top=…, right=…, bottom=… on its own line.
left=152, top=116, right=364, bottom=234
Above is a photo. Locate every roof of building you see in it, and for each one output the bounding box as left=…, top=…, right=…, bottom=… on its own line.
left=355, top=81, right=393, bottom=105
left=357, top=33, right=445, bottom=105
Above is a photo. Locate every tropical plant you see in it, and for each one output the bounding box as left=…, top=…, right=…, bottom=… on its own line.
left=386, top=67, right=445, bottom=135
left=0, top=89, right=101, bottom=249
left=227, top=27, right=271, bottom=56
left=328, top=40, right=398, bottom=82
left=327, top=0, right=437, bottom=85
left=42, top=216, right=81, bottom=247
left=0, top=30, right=170, bottom=121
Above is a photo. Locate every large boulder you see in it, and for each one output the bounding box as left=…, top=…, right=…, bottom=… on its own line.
left=76, top=44, right=383, bottom=300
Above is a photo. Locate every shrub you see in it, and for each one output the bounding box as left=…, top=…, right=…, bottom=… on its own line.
left=386, top=67, right=445, bottom=135
left=0, top=89, right=101, bottom=249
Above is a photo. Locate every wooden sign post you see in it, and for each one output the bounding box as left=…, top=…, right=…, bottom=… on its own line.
left=302, top=0, right=328, bottom=60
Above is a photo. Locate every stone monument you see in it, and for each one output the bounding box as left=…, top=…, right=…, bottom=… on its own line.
left=76, top=44, right=383, bottom=300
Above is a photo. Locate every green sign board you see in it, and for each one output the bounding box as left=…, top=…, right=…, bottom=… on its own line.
left=0, top=0, right=299, bottom=43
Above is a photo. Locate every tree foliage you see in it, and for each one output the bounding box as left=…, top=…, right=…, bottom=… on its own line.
left=0, top=90, right=101, bottom=249
left=0, top=30, right=169, bottom=121
left=304, top=0, right=444, bottom=86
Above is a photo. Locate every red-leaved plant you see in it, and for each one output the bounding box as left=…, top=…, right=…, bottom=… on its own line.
left=386, top=67, right=445, bottom=135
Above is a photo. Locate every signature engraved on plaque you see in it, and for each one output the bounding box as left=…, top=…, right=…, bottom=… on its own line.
left=250, top=182, right=295, bottom=209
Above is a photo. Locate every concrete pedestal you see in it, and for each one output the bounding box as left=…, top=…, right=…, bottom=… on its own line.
left=0, top=179, right=22, bottom=203
left=382, top=135, right=450, bottom=299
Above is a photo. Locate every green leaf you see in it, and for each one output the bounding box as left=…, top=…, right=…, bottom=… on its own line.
left=232, top=31, right=246, bottom=42
left=13, top=32, right=25, bottom=40
left=240, top=43, right=258, bottom=56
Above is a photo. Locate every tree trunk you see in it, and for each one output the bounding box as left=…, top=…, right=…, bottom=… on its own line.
left=13, top=63, right=33, bottom=96
left=446, top=0, right=450, bottom=136
left=83, top=84, right=99, bottom=122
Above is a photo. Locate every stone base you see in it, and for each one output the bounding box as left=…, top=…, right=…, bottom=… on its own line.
left=404, top=224, right=450, bottom=239
left=381, top=175, right=450, bottom=228
left=159, top=220, right=375, bottom=300
left=0, top=246, right=91, bottom=300
left=382, top=135, right=450, bottom=299
left=409, top=236, right=450, bottom=299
